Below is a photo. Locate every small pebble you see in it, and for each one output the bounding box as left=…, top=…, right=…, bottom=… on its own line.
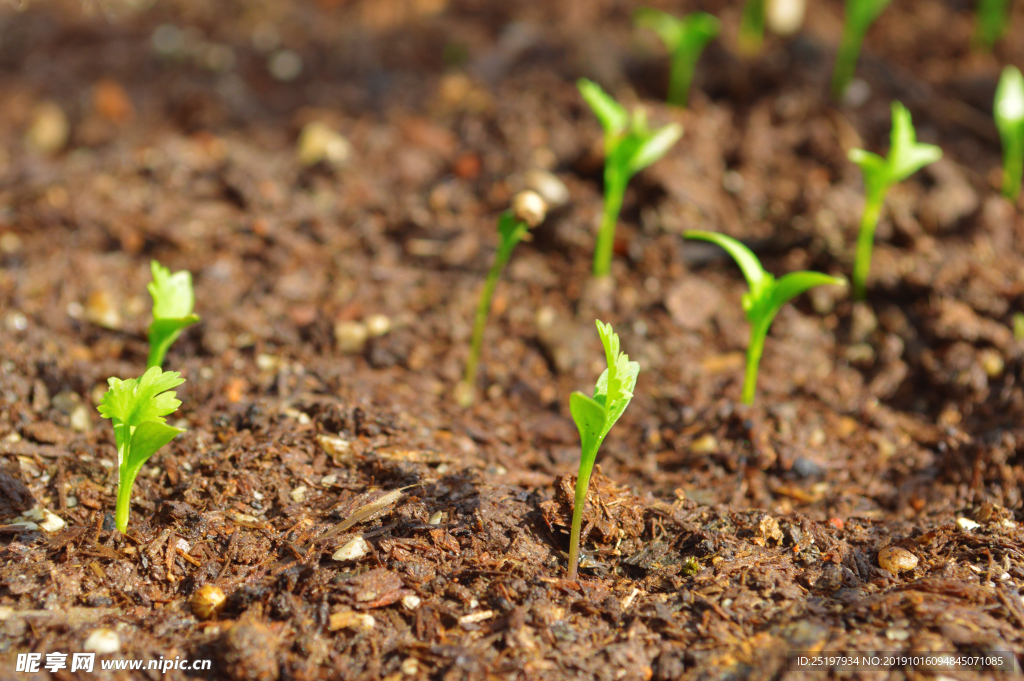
left=878, top=546, right=918, bottom=574
left=83, top=628, right=120, bottom=654
left=316, top=434, right=352, bottom=462
left=26, top=101, right=69, bottom=154
left=190, top=584, right=227, bottom=620
left=290, top=485, right=307, bottom=503
left=268, top=49, right=302, bottom=81
left=297, top=121, right=351, bottom=167
left=17, top=508, right=65, bottom=533
left=401, top=658, right=419, bottom=675
left=690, top=434, right=718, bottom=455
left=402, top=594, right=422, bottom=610
left=328, top=610, right=375, bottom=632
left=334, top=320, right=368, bottom=354
left=956, top=517, right=980, bottom=531
left=365, top=314, right=391, bottom=337
left=766, top=0, right=806, bottom=35
left=332, top=537, right=370, bottom=562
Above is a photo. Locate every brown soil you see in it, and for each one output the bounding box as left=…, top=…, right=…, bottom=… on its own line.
left=1, top=0, right=1023, bottom=679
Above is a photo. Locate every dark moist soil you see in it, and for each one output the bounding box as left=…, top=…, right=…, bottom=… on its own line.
left=1, top=0, right=1024, bottom=679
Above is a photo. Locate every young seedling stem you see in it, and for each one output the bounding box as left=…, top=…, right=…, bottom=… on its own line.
left=975, top=0, right=1009, bottom=51
left=567, top=320, right=639, bottom=580
left=739, top=0, right=766, bottom=54
left=635, top=8, right=720, bottom=107
left=995, top=66, right=1024, bottom=202
left=848, top=102, right=942, bottom=299
left=458, top=193, right=546, bottom=406
left=831, top=0, right=892, bottom=100
left=147, top=260, right=200, bottom=369
left=578, top=79, right=682, bottom=278
left=97, top=367, right=186, bottom=534
left=684, top=230, right=846, bottom=405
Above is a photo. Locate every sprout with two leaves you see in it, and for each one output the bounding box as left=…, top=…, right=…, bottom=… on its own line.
left=684, top=231, right=846, bottom=405
left=831, top=0, right=892, bottom=100
left=995, top=66, right=1024, bottom=202
left=567, top=320, right=639, bottom=580
left=848, top=102, right=942, bottom=299
left=578, top=79, right=683, bottom=277
left=147, top=260, right=200, bottom=369
left=635, top=8, right=720, bottom=107
left=97, top=367, right=186, bottom=534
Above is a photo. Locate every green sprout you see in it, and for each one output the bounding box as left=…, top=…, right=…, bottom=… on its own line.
left=635, top=8, right=720, bottom=107
left=577, top=78, right=683, bottom=278
left=567, top=320, right=639, bottom=580
left=738, top=0, right=766, bottom=54
left=995, top=66, right=1024, bottom=202
left=147, top=260, right=200, bottom=369
left=458, top=194, right=545, bottom=406
left=848, top=102, right=942, bottom=299
left=97, top=367, right=186, bottom=534
left=831, top=0, right=892, bottom=99
left=684, top=230, right=846, bottom=405
left=974, top=0, right=1010, bottom=51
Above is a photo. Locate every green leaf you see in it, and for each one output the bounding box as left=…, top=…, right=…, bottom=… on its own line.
left=593, top=320, right=640, bottom=441
left=148, top=260, right=196, bottom=320
left=887, top=102, right=943, bottom=182
left=770, top=272, right=847, bottom=312
left=684, top=230, right=769, bottom=295
left=97, top=366, right=184, bottom=428
left=577, top=78, right=628, bottom=136
left=848, top=0, right=892, bottom=32
left=570, top=391, right=607, bottom=468
left=627, top=123, right=683, bottom=175
left=995, top=65, right=1024, bottom=136
left=635, top=7, right=684, bottom=50
left=125, top=420, right=184, bottom=477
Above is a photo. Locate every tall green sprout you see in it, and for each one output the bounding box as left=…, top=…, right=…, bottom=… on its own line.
left=995, top=66, right=1024, bottom=202
left=848, top=102, right=942, bottom=299
left=567, top=320, right=639, bottom=580
left=635, top=8, right=720, bottom=107
left=831, top=0, right=892, bottom=100
left=684, top=231, right=846, bottom=405
left=974, top=0, right=1010, bottom=51
left=577, top=79, right=682, bottom=278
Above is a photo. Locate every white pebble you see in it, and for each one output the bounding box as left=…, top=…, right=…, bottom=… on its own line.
left=290, top=485, right=307, bottom=503
left=84, top=628, right=120, bottom=654
left=332, top=537, right=369, bottom=562
left=956, top=517, right=980, bottom=531
left=365, top=314, right=391, bottom=337
left=402, top=594, right=422, bottom=611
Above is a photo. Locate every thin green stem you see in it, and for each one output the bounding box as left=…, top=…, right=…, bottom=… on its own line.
left=742, top=317, right=770, bottom=405
left=460, top=250, right=515, bottom=406
left=667, top=51, right=696, bottom=107
left=115, top=468, right=139, bottom=534
left=831, top=27, right=866, bottom=100
left=1003, top=137, right=1023, bottom=201
left=566, top=463, right=595, bottom=581
left=739, top=0, right=766, bottom=54
left=853, top=192, right=884, bottom=300
left=593, top=175, right=625, bottom=277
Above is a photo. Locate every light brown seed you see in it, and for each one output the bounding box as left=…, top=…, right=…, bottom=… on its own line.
left=878, top=546, right=918, bottom=575
left=190, top=584, right=227, bottom=620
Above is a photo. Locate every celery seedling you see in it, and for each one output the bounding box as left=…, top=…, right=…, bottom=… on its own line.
left=974, top=0, right=1010, bottom=51
left=848, top=102, right=942, bottom=299
left=578, top=79, right=682, bottom=277
left=739, top=0, right=766, bottom=54
left=147, top=260, right=199, bottom=369
left=458, top=199, right=542, bottom=406
left=830, top=0, right=892, bottom=99
left=684, top=230, right=845, bottom=405
left=635, top=8, right=720, bottom=107
left=995, top=66, right=1024, bottom=202
left=567, top=320, right=639, bottom=580
left=97, top=367, right=185, bottom=534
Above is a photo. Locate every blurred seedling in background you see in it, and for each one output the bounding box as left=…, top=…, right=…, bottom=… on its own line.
left=147, top=260, right=200, bottom=369
left=831, top=0, right=892, bottom=100
left=848, top=102, right=942, bottom=299
left=567, top=320, right=639, bottom=580
left=684, top=231, right=846, bottom=405
left=739, top=0, right=766, bottom=54
left=635, top=8, right=720, bottom=107
left=457, top=191, right=547, bottom=407
left=97, top=367, right=185, bottom=534
left=995, top=66, right=1024, bottom=202
left=974, top=0, right=1010, bottom=51
left=577, top=78, right=682, bottom=278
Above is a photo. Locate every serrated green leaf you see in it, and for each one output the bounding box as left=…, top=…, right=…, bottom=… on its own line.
left=97, top=366, right=184, bottom=428
left=578, top=78, right=628, bottom=136
left=148, top=260, right=195, bottom=320
left=627, top=123, right=683, bottom=175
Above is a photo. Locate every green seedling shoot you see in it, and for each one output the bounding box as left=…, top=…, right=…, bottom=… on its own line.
left=995, top=66, right=1024, bottom=202
left=684, top=230, right=846, bottom=405
left=567, top=320, right=639, bottom=580
left=975, top=0, right=1010, bottom=51
left=458, top=201, right=541, bottom=406
left=147, top=260, right=200, bottom=369
left=831, top=0, right=892, bottom=99
left=739, top=0, right=766, bottom=54
left=97, top=367, right=186, bottom=534
left=849, top=101, right=942, bottom=299
left=635, top=8, right=720, bottom=107
left=578, top=78, right=683, bottom=278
